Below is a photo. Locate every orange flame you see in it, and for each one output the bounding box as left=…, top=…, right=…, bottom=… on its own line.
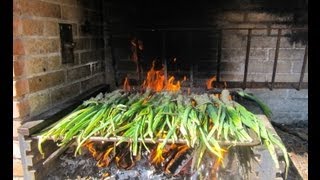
left=123, top=77, right=131, bottom=91
left=206, top=75, right=216, bottom=90
left=142, top=61, right=181, bottom=92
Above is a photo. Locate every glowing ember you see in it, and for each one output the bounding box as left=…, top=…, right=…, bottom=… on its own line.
left=123, top=77, right=131, bottom=91
left=206, top=75, right=216, bottom=90
left=142, top=61, right=181, bottom=92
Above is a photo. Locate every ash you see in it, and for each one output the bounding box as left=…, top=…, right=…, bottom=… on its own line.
left=46, top=146, right=175, bottom=180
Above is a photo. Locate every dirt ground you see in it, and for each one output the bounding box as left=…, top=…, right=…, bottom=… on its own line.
left=273, top=122, right=308, bottom=180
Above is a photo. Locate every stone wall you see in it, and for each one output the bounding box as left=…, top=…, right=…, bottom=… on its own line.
left=13, top=0, right=111, bottom=177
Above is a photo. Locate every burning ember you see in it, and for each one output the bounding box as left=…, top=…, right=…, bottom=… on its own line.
left=123, top=76, right=131, bottom=91
left=206, top=75, right=216, bottom=90
left=83, top=141, right=195, bottom=176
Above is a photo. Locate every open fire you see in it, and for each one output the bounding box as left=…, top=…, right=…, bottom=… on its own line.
left=56, top=54, right=288, bottom=178
left=31, top=37, right=290, bottom=179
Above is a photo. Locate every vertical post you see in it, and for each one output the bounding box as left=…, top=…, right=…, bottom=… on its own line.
left=188, top=31, right=193, bottom=88
left=217, top=29, right=222, bottom=83
left=136, top=38, right=142, bottom=84
left=243, top=29, right=252, bottom=90
left=190, top=65, right=194, bottom=88
left=297, top=44, right=308, bottom=90
left=270, top=29, right=282, bottom=90
left=162, top=32, right=168, bottom=83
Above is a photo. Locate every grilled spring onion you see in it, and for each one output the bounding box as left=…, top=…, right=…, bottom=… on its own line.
left=237, top=90, right=272, bottom=118
left=37, top=89, right=288, bottom=178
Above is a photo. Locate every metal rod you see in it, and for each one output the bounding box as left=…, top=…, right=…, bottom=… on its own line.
left=270, top=29, right=282, bottom=90
left=217, top=30, right=222, bottom=82
left=42, top=140, right=74, bottom=165
left=88, top=137, right=261, bottom=146
left=133, top=27, right=307, bottom=32
left=190, top=64, right=194, bottom=88
left=188, top=31, right=194, bottom=88
left=162, top=32, right=168, bottom=82
left=243, top=29, right=252, bottom=90
left=297, top=44, right=308, bottom=90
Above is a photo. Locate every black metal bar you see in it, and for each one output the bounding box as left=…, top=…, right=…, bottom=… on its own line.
left=184, top=82, right=307, bottom=89
left=270, top=29, right=282, bottom=90
left=162, top=32, right=167, bottom=82
left=243, top=29, right=252, bottom=90
left=217, top=29, right=222, bottom=82
left=190, top=65, right=194, bottom=88
left=134, top=27, right=307, bottom=32
left=297, top=45, right=308, bottom=90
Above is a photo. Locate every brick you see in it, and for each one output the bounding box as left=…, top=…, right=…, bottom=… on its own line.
left=25, top=56, right=61, bottom=75
left=13, top=141, right=21, bottom=159
left=220, top=73, right=244, bottom=81
left=44, top=0, right=77, bottom=5
left=23, top=38, right=60, bottom=54
left=74, top=38, right=91, bottom=51
left=91, top=62, right=103, bottom=75
left=91, top=38, right=104, bottom=49
left=220, top=62, right=243, bottom=73
left=13, top=159, right=24, bottom=177
left=13, top=79, right=29, bottom=97
left=246, top=12, right=292, bottom=22
left=61, top=5, right=84, bottom=21
left=28, top=91, right=51, bottom=115
left=117, top=61, right=137, bottom=71
left=221, top=48, right=246, bottom=62
left=13, top=17, right=22, bottom=36
left=265, top=73, right=300, bottom=82
left=13, top=0, right=21, bottom=16
left=88, top=11, right=103, bottom=24
left=44, top=21, right=59, bottom=36
left=47, top=56, right=62, bottom=71
left=72, top=23, right=78, bottom=37
left=13, top=120, right=22, bottom=138
left=28, top=71, right=65, bottom=92
left=13, top=39, right=25, bottom=55
left=248, top=61, right=292, bottom=74
left=51, top=83, right=80, bottom=104
left=114, top=48, right=130, bottom=60
left=197, top=61, right=217, bottom=72
left=246, top=73, right=267, bottom=82
left=221, top=34, right=247, bottom=48
left=220, top=12, right=244, bottom=22
left=13, top=60, right=25, bottom=77
left=25, top=57, right=46, bottom=75
left=295, top=42, right=308, bottom=48
left=67, top=65, right=91, bottom=81
left=251, top=36, right=277, bottom=48
left=269, top=49, right=306, bottom=60
left=77, top=0, right=100, bottom=10
left=13, top=99, right=30, bottom=118
left=19, top=0, right=61, bottom=18
left=292, top=60, right=308, bottom=73
left=80, top=74, right=104, bottom=91
left=249, top=49, right=268, bottom=60
left=22, top=18, right=44, bottom=36
left=80, top=51, right=95, bottom=64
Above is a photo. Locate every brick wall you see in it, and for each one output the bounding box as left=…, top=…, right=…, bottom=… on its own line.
left=106, top=5, right=307, bottom=87
left=13, top=0, right=111, bottom=177
left=214, top=11, right=308, bottom=83
left=105, top=2, right=308, bottom=125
